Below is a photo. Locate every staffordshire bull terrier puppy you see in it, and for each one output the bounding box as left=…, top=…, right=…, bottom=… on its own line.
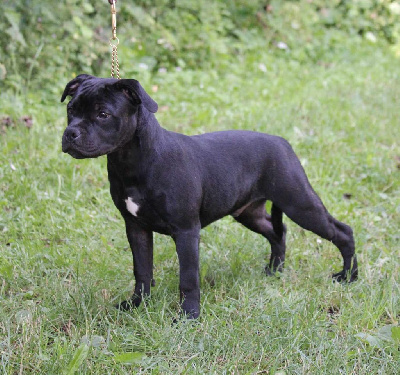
left=61, top=74, right=358, bottom=319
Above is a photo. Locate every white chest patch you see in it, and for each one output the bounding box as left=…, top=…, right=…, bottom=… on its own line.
left=125, top=197, right=140, bottom=217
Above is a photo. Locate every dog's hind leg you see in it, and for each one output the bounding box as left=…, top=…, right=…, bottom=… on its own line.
left=330, top=218, right=358, bottom=282
left=274, top=188, right=358, bottom=282
left=233, top=200, right=287, bottom=274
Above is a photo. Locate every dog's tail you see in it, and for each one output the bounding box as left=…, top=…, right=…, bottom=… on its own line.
left=271, top=204, right=284, bottom=238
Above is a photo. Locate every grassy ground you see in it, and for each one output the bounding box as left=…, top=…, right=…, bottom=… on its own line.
left=1, top=42, right=400, bottom=373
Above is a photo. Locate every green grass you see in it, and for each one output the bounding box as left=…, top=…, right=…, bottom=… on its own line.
left=1, top=43, right=400, bottom=374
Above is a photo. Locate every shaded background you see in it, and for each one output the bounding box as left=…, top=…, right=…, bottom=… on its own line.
left=1, top=0, right=400, bottom=96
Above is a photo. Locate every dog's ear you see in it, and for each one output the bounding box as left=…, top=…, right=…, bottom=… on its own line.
left=61, top=74, right=93, bottom=102
left=116, top=79, right=158, bottom=113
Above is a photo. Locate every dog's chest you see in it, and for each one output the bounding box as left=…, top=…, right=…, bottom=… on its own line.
left=125, top=197, right=140, bottom=217
left=122, top=189, right=172, bottom=234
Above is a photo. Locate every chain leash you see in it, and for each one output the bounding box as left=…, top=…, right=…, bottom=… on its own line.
left=109, top=0, right=120, bottom=79
left=110, top=38, right=120, bottom=79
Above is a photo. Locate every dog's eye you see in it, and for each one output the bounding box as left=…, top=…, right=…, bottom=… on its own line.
left=98, top=111, right=111, bottom=119
left=67, top=107, right=73, bottom=116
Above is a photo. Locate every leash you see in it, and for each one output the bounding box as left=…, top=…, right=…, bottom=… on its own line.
left=108, top=0, right=120, bottom=79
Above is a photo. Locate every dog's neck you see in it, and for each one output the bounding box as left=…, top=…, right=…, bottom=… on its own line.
left=135, top=107, right=164, bottom=151
left=107, top=107, right=165, bottom=184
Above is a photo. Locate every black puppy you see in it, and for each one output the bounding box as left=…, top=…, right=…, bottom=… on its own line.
left=61, top=75, right=358, bottom=319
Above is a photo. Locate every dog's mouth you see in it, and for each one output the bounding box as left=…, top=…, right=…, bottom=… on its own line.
left=62, top=130, right=106, bottom=159
left=63, top=148, right=88, bottom=159
left=62, top=141, right=103, bottom=159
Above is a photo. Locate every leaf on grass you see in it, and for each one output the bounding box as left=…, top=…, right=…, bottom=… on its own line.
left=354, top=332, right=383, bottom=348
left=377, top=324, right=400, bottom=343
left=391, top=326, right=400, bottom=341
left=80, top=335, right=106, bottom=348
left=113, top=352, right=146, bottom=365
left=355, top=325, right=400, bottom=348
left=64, top=344, right=89, bottom=375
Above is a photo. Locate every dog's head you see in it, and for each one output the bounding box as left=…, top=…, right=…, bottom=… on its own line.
left=61, top=75, right=158, bottom=159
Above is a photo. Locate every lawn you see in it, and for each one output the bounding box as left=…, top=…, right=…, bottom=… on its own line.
left=1, top=40, right=400, bottom=373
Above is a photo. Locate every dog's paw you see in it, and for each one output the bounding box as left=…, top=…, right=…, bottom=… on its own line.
left=332, top=269, right=358, bottom=283
left=265, top=265, right=283, bottom=277
left=115, top=295, right=142, bottom=311
left=265, top=266, right=275, bottom=277
left=172, top=314, right=201, bottom=326
left=172, top=311, right=200, bottom=325
left=181, top=310, right=200, bottom=320
left=180, top=300, right=200, bottom=320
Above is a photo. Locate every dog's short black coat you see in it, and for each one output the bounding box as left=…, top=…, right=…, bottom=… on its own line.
left=61, top=75, right=358, bottom=319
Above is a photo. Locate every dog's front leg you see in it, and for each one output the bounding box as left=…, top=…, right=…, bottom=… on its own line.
left=173, top=228, right=201, bottom=319
left=117, top=218, right=153, bottom=311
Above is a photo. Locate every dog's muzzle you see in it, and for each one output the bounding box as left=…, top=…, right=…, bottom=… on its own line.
left=64, top=127, right=81, bottom=143
left=62, top=127, right=81, bottom=153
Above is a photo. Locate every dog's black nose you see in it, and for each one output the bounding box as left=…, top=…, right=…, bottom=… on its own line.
left=64, top=128, right=81, bottom=143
